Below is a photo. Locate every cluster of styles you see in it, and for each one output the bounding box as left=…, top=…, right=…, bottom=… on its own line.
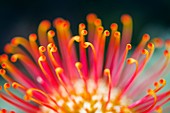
left=0, top=14, right=170, bottom=113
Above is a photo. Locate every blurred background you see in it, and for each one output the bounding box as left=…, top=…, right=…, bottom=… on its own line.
left=0, top=0, right=170, bottom=112
left=0, top=0, right=170, bottom=53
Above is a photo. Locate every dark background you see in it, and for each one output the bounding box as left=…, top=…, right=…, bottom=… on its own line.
left=0, top=0, right=170, bottom=53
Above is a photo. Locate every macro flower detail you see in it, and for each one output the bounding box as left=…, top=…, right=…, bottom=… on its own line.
left=0, top=13, right=170, bottom=113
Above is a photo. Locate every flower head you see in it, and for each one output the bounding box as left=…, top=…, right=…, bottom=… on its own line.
left=0, top=13, right=170, bottom=113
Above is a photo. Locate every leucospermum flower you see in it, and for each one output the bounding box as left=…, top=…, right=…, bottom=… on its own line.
left=0, top=13, right=170, bottom=113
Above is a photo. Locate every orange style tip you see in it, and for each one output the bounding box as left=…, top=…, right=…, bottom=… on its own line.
left=114, top=31, right=120, bottom=38
left=165, top=39, right=170, bottom=48
left=159, top=79, right=166, bottom=85
left=4, top=44, right=12, bottom=54
left=83, top=42, right=91, bottom=48
left=0, top=86, right=2, bottom=90
left=39, top=46, right=46, bottom=52
left=55, top=67, right=63, bottom=74
left=38, top=55, right=46, bottom=61
left=154, top=82, right=159, bottom=87
left=155, top=106, right=162, bottom=112
left=50, top=46, right=57, bottom=52
left=97, top=26, right=104, bottom=32
left=12, top=82, right=18, bottom=89
left=11, top=38, right=18, bottom=46
left=26, top=89, right=33, bottom=96
left=94, top=18, right=101, bottom=26
left=121, top=14, right=132, bottom=25
left=24, top=95, right=31, bottom=101
left=75, top=62, right=82, bottom=69
left=62, top=20, right=70, bottom=28
left=29, top=34, right=37, bottom=41
left=1, top=109, right=7, bottom=113
left=0, top=69, right=6, bottom=75
left=148, top=43, right=154, bottom=49
left=152, top=38, right=164, bottom=48
left=79, top=23, right=86, bottom=29
left=141, top=49, right=148, bottom=54
left=104, top=30, right=110, bottom=36
left=73, top=36, right=81, bottom=42
left=81, top=30, right=88, bottom=36
left=4, top=83, right=10, bottom=89
left=9, top=111, right=15, bottom=113
left=104, top=69, right=110, bottom=76
left=147, top=89, right=154, bottom=94
left=86, top=13, right=97, bottom=23
left=11, top=55, right=17, bottom=62
left=1, top=63, right=7, bottom=69
left=39, top=20, right=51, bottom=31
left=110, top=23, right=118, bottom=30
left=127, top=58, right=136, bottom=64
left=142, top=34, right=150, bottom=41
left=164, top=50, right=169, bottom=56
left=53, top=18, right=64, bottom=27
left=47, top=43, right=55, bottom=48
left=47, top=30, right=55, bottom=37
left=126, top=44, right=132, bottom=50
left=0, top=54, right=8, bottom=61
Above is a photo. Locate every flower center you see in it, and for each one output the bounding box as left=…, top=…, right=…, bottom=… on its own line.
left=39, top=79, right=133, bottom=113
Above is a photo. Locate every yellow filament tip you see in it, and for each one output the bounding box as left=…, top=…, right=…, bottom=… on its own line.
left=142, top=49, right=148, bottom=55
left=104, top=30, right=110, bottom=37
left=127, top=58, right=137, bottom=65
left=47, top=30, right=55, bottom=38
left=55, top=67, right=63, bottom=74
left=39, top=46, right=46, bottom=55
left=55, top=67, right=65, bottom=85
left=12, top=82, right=26, bottom=90
left=114, top=31, right=120, bottom=38
left=97, top=26, right=104, bottom=33
left=159, top=79, right=166, bottom=85
left=83, top=42, right=93, bottom=49
left=148, top=43, right=154, bottom=49
left=104, top=69, right=110, bottom=77
left=48, top=43, right=57, bottom=52
left=10, top=54, right=18, bottom=62
left=147, top=89, right=157, bottom=99
left=0, top=69, right=6, bottom=75
left=81, top=30, right=88, bottom=36
left=38, top=55, right=46, bottom=62
left=104, top=68, right=112, bottom=105
left=4, top=83, right=10, bottom=89
left=1, top=63, right=7, bottom=69
left=75, top=62, right=82, bottom=70
left=79, top=23, right=86, bottom=29
left=126, top=44, right=132, bottom=50
left=155, top=106, right=162, bottom=113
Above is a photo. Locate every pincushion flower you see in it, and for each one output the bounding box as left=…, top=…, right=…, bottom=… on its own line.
left=0, top=13, right=170, bottom=113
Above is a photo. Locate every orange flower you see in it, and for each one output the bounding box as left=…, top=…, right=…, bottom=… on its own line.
left=0, top=14, right=170, bottom=113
